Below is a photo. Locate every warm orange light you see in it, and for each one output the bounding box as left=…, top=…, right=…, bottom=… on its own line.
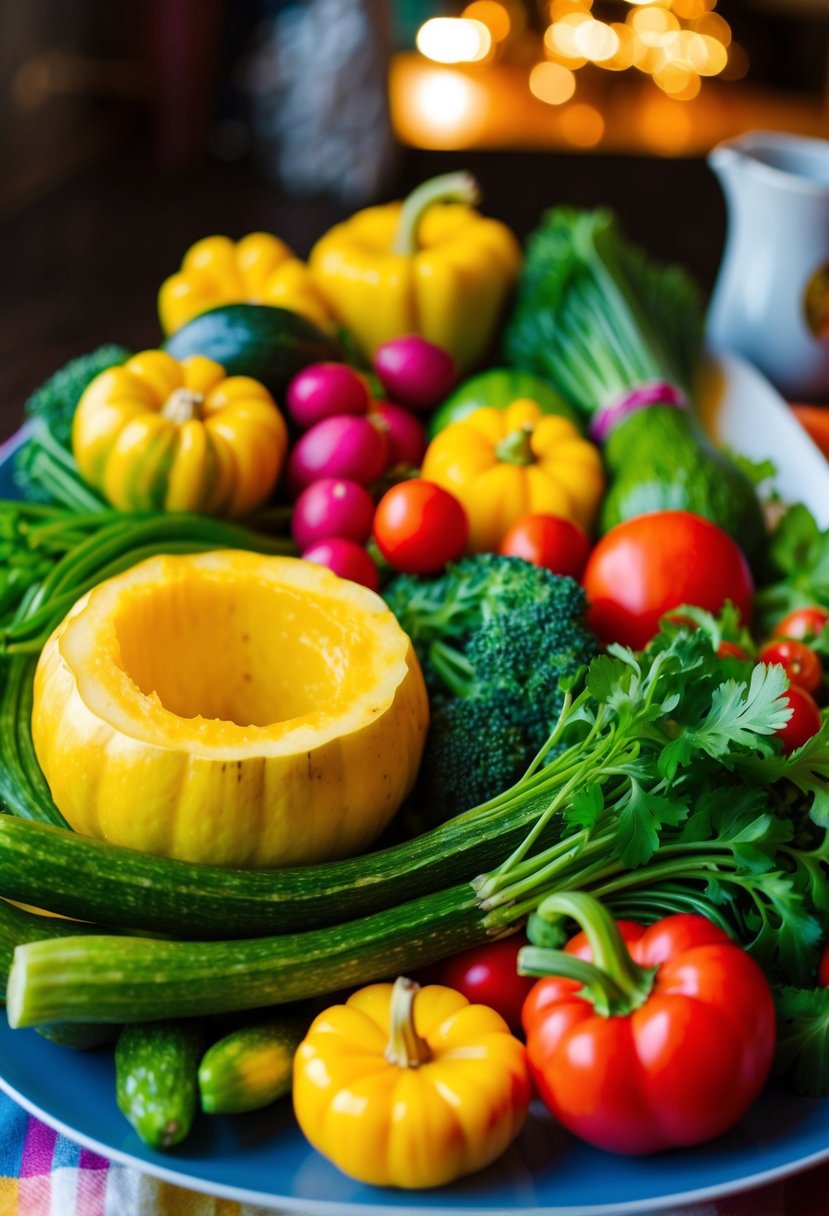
left=550, top=0, right=592, bottom=15
left=691, top=12, right=731, bottom=45
left=462, top=2, right=511, bottom=42
left=720, top=40, right=750, bottom=81
left=545, top=11, right=593, bottom=59
left=529, top=60, right=577, bottom=104
left=636, top=94, right=695, bottom=151
left=560, top=103, right=605, bottom=147
left=416, top=18, right=492, bottom=64
left=630, top=7, right=680, bottom=44
left=602, top=23, right=637, bottom=70
left=402, top=69, right=490, bottom=146
left=670, top=0, right=716, bottom=15
left=574, top=18, right=620, bottom=62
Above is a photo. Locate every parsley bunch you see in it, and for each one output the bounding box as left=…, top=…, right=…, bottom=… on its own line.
left=474, top=625, right=829, bottom=988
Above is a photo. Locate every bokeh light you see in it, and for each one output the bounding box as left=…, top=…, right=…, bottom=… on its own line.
left=529, top=61, right=577, bottom=104
left=416, top=18, right=492, bottom=64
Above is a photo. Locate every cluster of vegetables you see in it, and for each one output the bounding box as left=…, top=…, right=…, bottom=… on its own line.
left=2, top=171, right=829, bottom=1190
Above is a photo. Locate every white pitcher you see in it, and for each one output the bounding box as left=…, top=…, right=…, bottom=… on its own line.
left=707, top=130, right=829, bottom=401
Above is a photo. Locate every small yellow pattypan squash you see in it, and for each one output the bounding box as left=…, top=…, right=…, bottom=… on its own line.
left=72, top=351, right=288, bottom=517
left=293, top=976, right=531, bottom=1189
left=159, top=233, right=336, bottom=335
left=421, top=398, right=605, bottom=552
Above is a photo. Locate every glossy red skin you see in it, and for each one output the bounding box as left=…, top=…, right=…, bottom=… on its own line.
left=758, top=640, right=823, bottom=695
left=373, top=479, right=468, bottom=575
left=777, top=685, right=823, bottom=755
left=581, top=511, right=754, bottom=651
left=772, top=607, right=829, bottom=642
left=716, top=640, right=752, bottom=660
left=521, top=913, right=776, bottom=1155
left=499, top=514, right=591, bottom=579
left=432, top=936, right=535, bottom=1035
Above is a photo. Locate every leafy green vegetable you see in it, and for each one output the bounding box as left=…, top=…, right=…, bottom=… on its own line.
left=755, top=502, right=829, bottom=633
left=14, top=346, right=129, bottom=509
left=501, top=207, right=766, bottom=558
left=774, top=986, right=829, bottom=1096
left=472, top=625, right=829, bottom=986
left=383, top=554, right=599, bottom=822
left=503, top=207, right=703, bottom=412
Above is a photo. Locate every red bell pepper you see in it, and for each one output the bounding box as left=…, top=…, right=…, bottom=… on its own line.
left=519, top=892, right=776, bottom=1155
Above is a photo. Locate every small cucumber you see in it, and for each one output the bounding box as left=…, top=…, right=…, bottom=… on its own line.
left=115, top=1020, right=204, bottom=1149
left=198, top=1016, right=306, bottom=1114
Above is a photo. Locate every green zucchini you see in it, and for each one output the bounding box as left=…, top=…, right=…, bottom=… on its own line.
left=114, top=1020, right=204, bottom=1149
left=163, top=303, right=343, bottom=399
left=198, top=1015, right=306, bottom=1113
left=0, top=899, right=118, bottom=1050
left=36, top=1022, right=118, bottom=1050
left=6, top=883, right=493, bottom=1026
left=0, top=897, right=100, bottom=992
left=0, top=785, right=560, bottom=938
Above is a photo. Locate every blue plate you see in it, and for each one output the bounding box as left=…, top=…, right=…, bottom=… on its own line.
left=2, top=409, right=829, bottom=1214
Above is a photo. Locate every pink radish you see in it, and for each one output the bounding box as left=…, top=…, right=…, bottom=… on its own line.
left=373, top=336, right=457, bottom=413
left=371, top=401, right=427, bottom=469
left=291, top=478, right=375, bottom=549
left=285, top=363, right=372, bottom=431
left=286, top=415, right=388, bottom=498
left=301, top=538, right=379, bottom=591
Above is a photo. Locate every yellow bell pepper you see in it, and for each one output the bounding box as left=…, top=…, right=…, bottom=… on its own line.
left=421, top=398, right=605, bottom=552
left=308, top=172, right=522, bottom=373
left=158, top=233, right=336, bottom=336
left=72, top=351, right=288, bottom=517
left=293, top=976, right=531, bottom=1190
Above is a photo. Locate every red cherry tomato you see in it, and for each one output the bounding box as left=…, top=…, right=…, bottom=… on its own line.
left=773, top=606, right=829, bottom=642
left=432, top=936, right=535, bottom=1035
left=717, top=640, right=752, bottom=660
left=581, top=511, right=755, bottom=651
left=777, top=685, right=822, bottom=755
left=498, top=514, right=591, bottom=579
left=758, top=639, right=823, bottom=695
left=372, top=479, right=468, bottom=575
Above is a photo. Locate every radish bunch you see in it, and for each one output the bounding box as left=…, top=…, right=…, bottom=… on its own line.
left=284, top=338, right=458, bottom=589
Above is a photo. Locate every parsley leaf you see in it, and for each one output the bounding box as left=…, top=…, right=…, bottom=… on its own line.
left=774, top=986, right=829, bottom=1096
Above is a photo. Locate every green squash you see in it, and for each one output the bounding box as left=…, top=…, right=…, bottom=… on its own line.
left=164, top=303, right=343, bottom=400
left=428, top=367, right=581, bottom=438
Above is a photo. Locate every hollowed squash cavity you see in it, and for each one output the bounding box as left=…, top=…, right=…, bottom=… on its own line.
left=32, top=551, right=429, bottom=868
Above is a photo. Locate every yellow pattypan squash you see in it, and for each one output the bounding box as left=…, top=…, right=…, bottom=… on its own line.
left=72, top=351, right=288, bottom=518
left=421, top=398, right=605, bottom=552
left=293, top=976, right=531, bottom=1189
left=159, top=233, right=336, bottom=335
left=32, top=551, right=429, bottom=868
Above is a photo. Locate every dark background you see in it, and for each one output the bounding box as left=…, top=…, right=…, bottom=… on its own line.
left=1, top=0, right=827, bottom=440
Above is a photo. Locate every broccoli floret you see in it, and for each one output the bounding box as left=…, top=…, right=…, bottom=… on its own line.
left=384, top=554, right=599, bottom=823
left=15, top=345, right=129, bottom=507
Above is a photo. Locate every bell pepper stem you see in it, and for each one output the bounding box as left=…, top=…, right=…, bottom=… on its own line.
left=495, top=424, right=536, bottom=466
left=161, top=389, right=204, bottom=425
left=385, top=977, right=432, bottom=1068
left=519, top=891, right=656, bottom=1018
left=392, top=172, right=481, bottom=257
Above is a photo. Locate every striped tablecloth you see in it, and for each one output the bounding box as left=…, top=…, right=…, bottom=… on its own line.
left=2, top=1090, right=829, bottom=1216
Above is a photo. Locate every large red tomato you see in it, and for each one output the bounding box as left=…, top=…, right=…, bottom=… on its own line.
left=581, top=511, right=755, bottom=650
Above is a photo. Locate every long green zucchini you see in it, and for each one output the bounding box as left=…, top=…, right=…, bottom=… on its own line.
left=0, top=787, right=560, bottom=937
left=6, top=883, right=497, bottom=1026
